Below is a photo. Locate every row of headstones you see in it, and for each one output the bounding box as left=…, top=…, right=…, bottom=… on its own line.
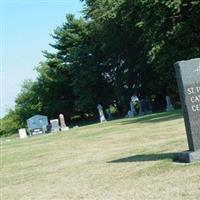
left=97, top=104, right=115, bottom=123
left=50, top=114, right=69, bottom=132
left=97, top=95, right=175, bottom=122
left=127, top=95, right=174, bottom=118
left=97, top=58, right=200, bottom=163
left=18, top=58, right=200, bottom=164
left=18, top=114, right=69, bottom=139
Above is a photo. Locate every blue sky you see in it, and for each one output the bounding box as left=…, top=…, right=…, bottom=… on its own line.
left=1, top=0, right=84, bottom=117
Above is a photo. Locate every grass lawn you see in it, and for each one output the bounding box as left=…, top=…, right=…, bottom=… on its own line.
left=1, top=110, right=200, bottom=200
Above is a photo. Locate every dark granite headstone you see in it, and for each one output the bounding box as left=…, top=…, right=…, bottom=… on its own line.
left=174, top=58, right=200, bottom=163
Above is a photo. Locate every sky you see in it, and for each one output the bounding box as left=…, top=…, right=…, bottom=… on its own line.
left=1, top=0, right=84, bottom=118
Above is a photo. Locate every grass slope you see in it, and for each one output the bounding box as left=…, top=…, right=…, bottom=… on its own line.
left=1, top=110, right=200, bottom=200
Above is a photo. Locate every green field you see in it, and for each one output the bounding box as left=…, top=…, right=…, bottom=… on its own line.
left=1, top=110, right=200, bottom=200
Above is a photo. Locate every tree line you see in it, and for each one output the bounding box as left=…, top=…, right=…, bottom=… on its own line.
left=1, top=0, right=200, bottom=136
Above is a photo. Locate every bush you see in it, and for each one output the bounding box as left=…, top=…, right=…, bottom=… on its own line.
left=0, top=110, right=22, bottom=137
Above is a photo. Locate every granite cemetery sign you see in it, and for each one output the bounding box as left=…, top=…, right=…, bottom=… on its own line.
left=174, top=58, right=200, bottom=162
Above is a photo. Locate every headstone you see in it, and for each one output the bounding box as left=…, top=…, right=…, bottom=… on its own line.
left=145, top=97, right=153, bottom=114
left=140, top=97, right=152, bottom=115
left=174, top=58, right=200, bottom=162
left=128, top=110, right=134, bottom=118
left=140, top=99, right=146, bottom=115
left=50, top=119, right=60, bottom=132
left=165, top=96, right=174, bottom=112
left=18, top=128, right=27, bottom=139
left=59, top=114, right=69, bottom=131
left=27, top=115, right=48, bottom=134
left=106, top=108, right=112, bottom=120
left=131, top=95, right=139, bottom=103
left=131, top=95, right=140, bottom=114
left=97, top=104, right=107, bottom=123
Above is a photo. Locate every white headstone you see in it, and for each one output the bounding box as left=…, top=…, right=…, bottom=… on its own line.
left=18, top=128, right=27, bottom=139
left=50, top=119, right=60, bottom=132
left=131, top=95, right=139, bottom=103
left=131, top=95, right=141, bottom=115
left=97, top=104, right=107, bottom=123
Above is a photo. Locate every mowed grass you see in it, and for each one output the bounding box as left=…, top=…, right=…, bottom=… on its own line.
left=1, top=110, right=200, bottom=200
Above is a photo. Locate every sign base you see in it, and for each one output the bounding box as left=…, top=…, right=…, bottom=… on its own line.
left=177, top=150, right=200, bottom=163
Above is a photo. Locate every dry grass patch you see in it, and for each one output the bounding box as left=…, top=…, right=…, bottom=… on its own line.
left=1, top=110, right=200, bottom=200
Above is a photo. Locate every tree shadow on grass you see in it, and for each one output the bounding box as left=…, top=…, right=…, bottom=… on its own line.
left=108, top=152, right=179, bottom=163
left=121, top=110, right=183, bottom=125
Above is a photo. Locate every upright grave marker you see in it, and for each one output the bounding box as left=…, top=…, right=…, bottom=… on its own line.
left=50, top=119, right=60, bottom=132
left=18, top=128, right=27, bottom=139
left=59, top=114, right=69, bottom=131
left=174, top=58, right=200, bottom=162
left=27, top=114, right=48, bottom=135
left=97, top=104, right=107, bottom=123
left=165, top=96, right=174, bottom=112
